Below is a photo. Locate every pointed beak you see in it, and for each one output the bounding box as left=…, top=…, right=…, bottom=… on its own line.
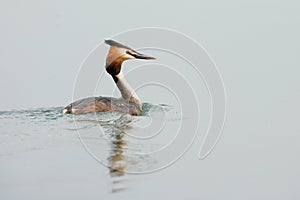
left=126, top=50, right=155, bottom=60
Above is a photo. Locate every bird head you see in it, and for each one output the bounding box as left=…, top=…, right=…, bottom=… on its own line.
left=105, top=40, right=155, bottom=76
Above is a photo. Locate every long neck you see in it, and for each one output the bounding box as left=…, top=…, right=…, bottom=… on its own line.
left=106, top=57, right=142, bottom=110
left=112, top=72, right=142, bottom=110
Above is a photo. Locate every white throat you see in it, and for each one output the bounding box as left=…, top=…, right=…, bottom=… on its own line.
left=114, top=72, right=142, bottom=108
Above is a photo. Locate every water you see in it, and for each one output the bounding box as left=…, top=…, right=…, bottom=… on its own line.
left=0, top=103, right=191, bottom=198
left=1, top=103, right=298, bottom=199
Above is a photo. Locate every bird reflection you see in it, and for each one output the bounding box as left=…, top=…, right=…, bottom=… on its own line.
left=102, top=114, right=133, bottom=193
left=73, top=104, right=163, bottom=193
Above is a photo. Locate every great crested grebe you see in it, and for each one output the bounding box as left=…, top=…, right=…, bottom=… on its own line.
left=61, top=40, right=155, bottom=115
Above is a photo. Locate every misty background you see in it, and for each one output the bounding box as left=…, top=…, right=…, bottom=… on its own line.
left=1, top=0, right=298, bottom=111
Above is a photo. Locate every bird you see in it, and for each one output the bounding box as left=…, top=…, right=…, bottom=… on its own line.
left=61, top=40, right=155, bottom=115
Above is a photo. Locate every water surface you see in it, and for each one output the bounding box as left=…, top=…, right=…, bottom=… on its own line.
left=0, top=103, right=184, bottom=196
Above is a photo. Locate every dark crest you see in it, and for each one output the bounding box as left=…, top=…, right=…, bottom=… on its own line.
left=105, top=40, right=134, bottom=50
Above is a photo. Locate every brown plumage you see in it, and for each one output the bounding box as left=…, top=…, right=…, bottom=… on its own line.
left=62, top=97, right=141, bottom=115
left=61, top=40, right=155, bottom=115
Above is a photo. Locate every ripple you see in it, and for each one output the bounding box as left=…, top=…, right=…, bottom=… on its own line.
left=0, top=103, right=179, bottom=193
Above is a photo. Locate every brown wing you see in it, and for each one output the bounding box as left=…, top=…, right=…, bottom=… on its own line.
left=62, top=96, right=141, bottom=115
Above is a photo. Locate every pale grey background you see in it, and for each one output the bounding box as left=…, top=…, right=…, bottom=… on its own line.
left=0, top=0, right=299, bottom=199
left=1, top=0, right=298, bottom=111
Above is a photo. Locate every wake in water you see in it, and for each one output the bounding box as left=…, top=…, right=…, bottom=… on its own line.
left=0, top=103, right=178, bottom=193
